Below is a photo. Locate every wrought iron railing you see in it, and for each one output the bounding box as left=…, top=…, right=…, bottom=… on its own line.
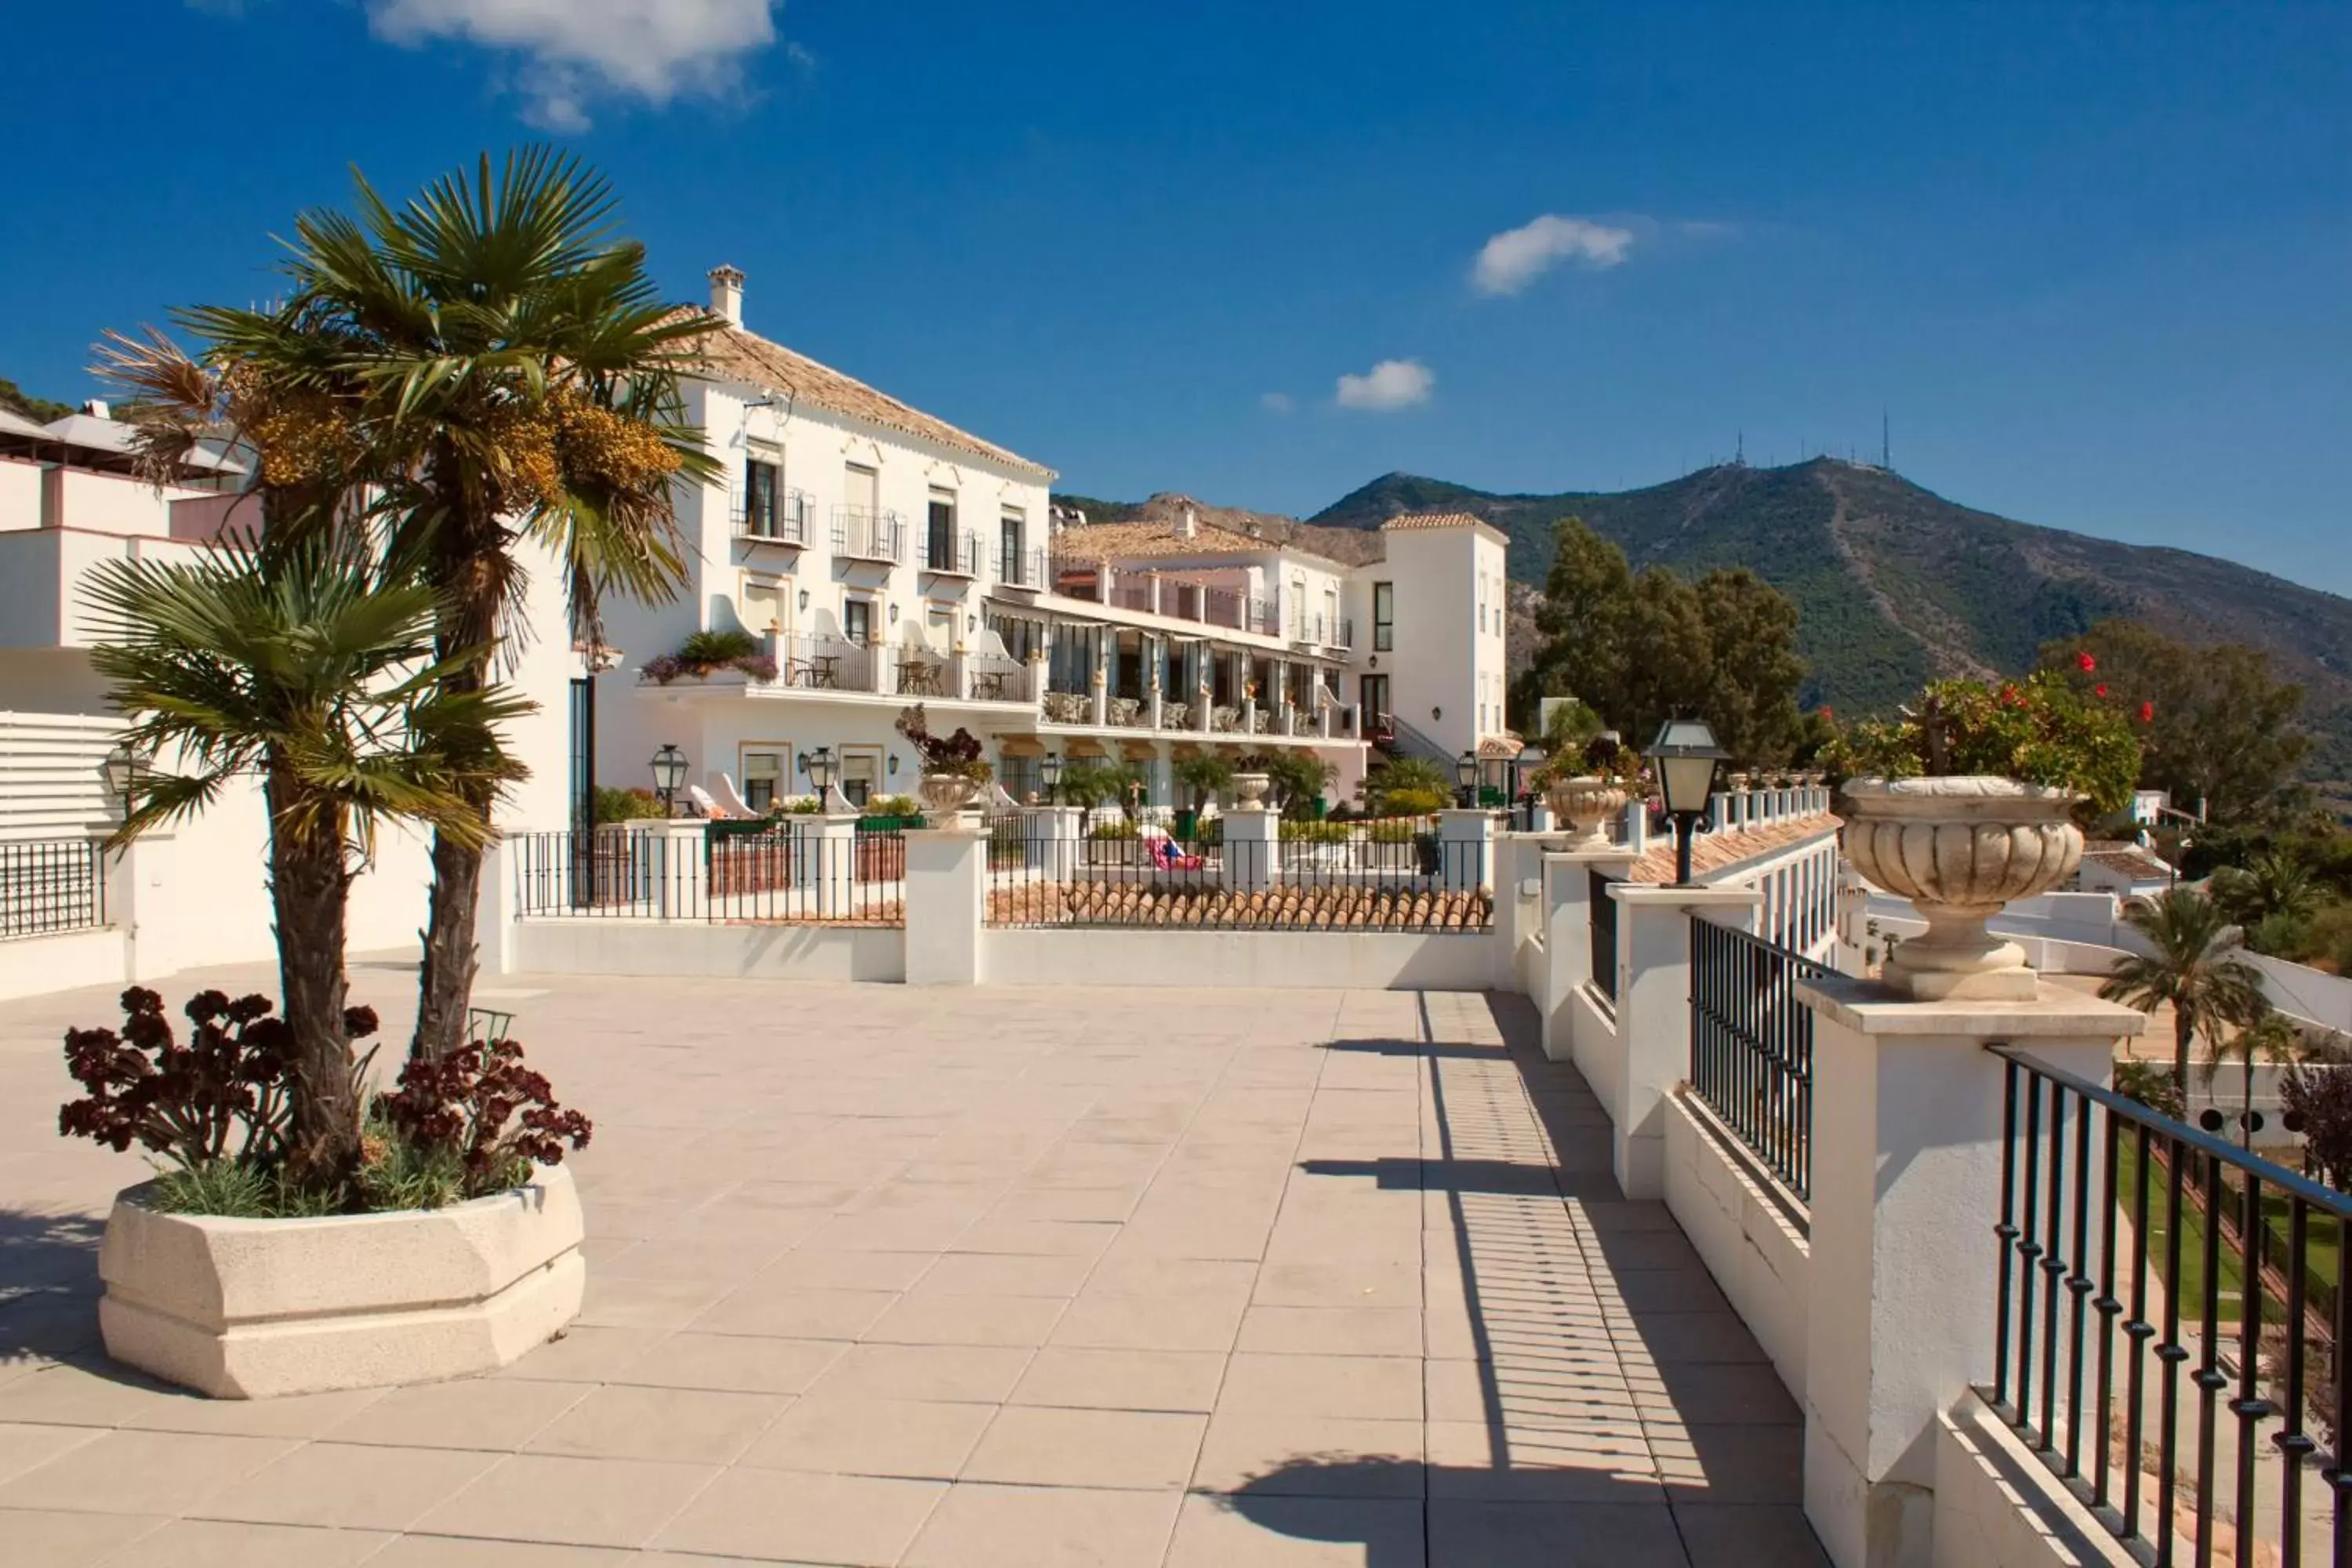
left=513, top=826, right=906, bottom=925
left=1688, top=917, right=1825, bottom=1203
left=1991, top=1045, right=2348, bottom=1566
left=1588, top=867, right=1620, bottom=1005
left=830, top=506, right=905, bottom=564
left=983, top=815, right=1490, bottom=931
left=735, top=487, right=811, bottom=543
left=0, top=837, right=104, bottom=939
left=922, top=528, right=979, bottom=575
left=999, top=544, right=1046, bottom=588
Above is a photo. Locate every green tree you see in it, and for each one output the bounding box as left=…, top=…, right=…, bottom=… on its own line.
left=1362, top=756, right=1450, bottom=814
left=83, top=535, right=526, bottom=1183
left=2100, top=888, right=2269, bottom=1091
left=1171, top=753, right=1233, bottom=815
left=1519, top=518, right=1805, bottom=766
left=1259, top=752, right=1336, bottom=818
left=2037, top=619, right=2310, bottom=826
left=2211, top=848, right=2321, bottom=927
left=212, top=148, right=720, bottom=1058
left=0, top=376, right=74, bottom=423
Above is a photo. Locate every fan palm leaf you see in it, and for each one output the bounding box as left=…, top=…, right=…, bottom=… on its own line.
left=2100, top=887, right=2269, bottom=1094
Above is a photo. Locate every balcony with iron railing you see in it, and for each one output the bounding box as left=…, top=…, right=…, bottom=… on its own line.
left=830, top=506, right=905, bottom=565
left=997, top=544, right=1047, bottom=589
left=920, top=528, right=980, bottom=576
left=734, top=487, right=812, bottom=546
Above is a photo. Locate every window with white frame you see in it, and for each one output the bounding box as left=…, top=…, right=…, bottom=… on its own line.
left=739, top=746, right=786, bottom=812
left=840, top=747, right=880, bottom=808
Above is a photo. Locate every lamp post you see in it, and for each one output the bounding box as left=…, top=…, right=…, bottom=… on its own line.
left=1512, top=743, right=1543, bottom=826
left=1454, top=750, right=1479, bottom=811
left=649, top=745, right=689, bottom=817
left=1040, top=752, right=1063, bottom=807
left=804, top=746, right=837, bottom=811
left=1649, top=716, right=1729, bottom=887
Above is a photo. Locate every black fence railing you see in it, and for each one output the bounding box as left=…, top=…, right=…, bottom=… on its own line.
left=1992, top=1046, right=2349, bottom=1566
left=514, top=826, right=906, bottom=925
left=0, top=837, right=105, bottom=939
left=1589, top=867, right=1621, bottom=1004
left=1688, top=917, right=1825, bottom=1203
left=984, top=815, right=1492, bottom=931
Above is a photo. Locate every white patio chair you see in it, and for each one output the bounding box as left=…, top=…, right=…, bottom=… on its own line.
left=714, top=773, right=759, bottom=818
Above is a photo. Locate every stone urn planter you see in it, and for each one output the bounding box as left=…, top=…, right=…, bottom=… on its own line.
left=918, top=772, right=983, bottom=816
left=1841, top=775, right=2084, bottom=1000
left=97, top=1163, right=585, bottom=1399
left=1544, top=776, right=1628, bottom=850
left=1232, top=771, right=1272, bottom=811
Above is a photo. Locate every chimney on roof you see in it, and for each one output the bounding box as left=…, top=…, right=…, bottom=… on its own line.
left=707, top=264, right=746, bottom=327
left=81, top=400, right=110, bottom=420
left=1174, top=505, right=1196, bottom=541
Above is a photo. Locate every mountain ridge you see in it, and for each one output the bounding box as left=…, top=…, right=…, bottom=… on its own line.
left=1058, top=462, right=2352, bottom=775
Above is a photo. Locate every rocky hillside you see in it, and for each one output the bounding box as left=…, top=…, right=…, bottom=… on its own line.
left=1059, top=462, right=2352, bottom=773
left=1306, top=462, right=2352, bottom=772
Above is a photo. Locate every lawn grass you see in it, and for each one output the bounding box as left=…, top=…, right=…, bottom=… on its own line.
left=2115, top=1137, right=2249, bottom=1326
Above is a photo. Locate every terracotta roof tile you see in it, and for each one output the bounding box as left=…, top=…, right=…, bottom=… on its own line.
left=1048, top=519, right=1272, bottom=561
left=682, top=318, right=1053, bottom=480
left=1624, top=812, right=1842, bottom=886
left=1382, top=511, right=1487, bottom=531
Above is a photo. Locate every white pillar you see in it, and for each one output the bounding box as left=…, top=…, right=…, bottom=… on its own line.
left=1795, top=976, right=2144, bottom=1568
left=1607, top=884, right=1762, bottom=1198
left=788, top=812, right=860, bottom=919
left=1021, top=804, right=1083, bottom=882
left=904, top=824, right=987, bottom=985
left=1026, top=650, right=1048, bottom=706
left=1436, top=808, right=1494, bottom=895
left=1537, top=846, right=1639, bottom=1062
left=643, top=820, right=708, bottom=920
left=475, top=837, right=514, bottom=979
left=100, top=829, right=179, bottom=984
left=1221, top=805, right=1279, bottom=896
left=1621, top=799, right=1649, bottom=856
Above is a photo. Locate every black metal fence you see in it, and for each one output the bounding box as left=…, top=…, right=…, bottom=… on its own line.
left=0, top=837, right=105, bottom=939
left=512, top=826, right=906, bottom=925
left=1992, top=1045, right=2348, bottom=1566
left=984, top=815, right=1493, bottom=931
left=1589, top=867, right=1621, bottom=1004
left=1688, top=916, right=1825, bottom=1203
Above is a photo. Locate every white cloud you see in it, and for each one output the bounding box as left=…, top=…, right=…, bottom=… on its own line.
left=1259, top=391, right=1294, bottom=416
left=365, top=0, right=784, bottom=130
left=1334, top=359, right=1433, bottom=412
left=1472, top=214, right=1635, bottom=296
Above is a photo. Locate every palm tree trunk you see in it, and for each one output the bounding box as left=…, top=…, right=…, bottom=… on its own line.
left=412, top=819, right=485, bottom=1060
left=266, top=770, right=358, bottom=1183
left=2243, top=1054, right=2256, bottom=1150
left=2174, top=1011, right=2193, bottom=1100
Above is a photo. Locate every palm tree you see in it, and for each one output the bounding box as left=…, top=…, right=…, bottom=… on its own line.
left=82, top=535, right=528, bottom=1181
left=216, top=148, right=720, bottom=1058
left=2100, top=887, right=2269, bottom=1098
left=2206, top=1010, right=2302, bottom=1150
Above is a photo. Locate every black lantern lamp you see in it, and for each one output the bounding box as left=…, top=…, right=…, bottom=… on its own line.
left=649, top=744, right=689, bottom=815
left=100, top=740, right=153, bottom=817
left=804, top=746, right=837, bottom=809
left=1454, top=750, right=1479, bottom=810
left=1040, top=752, right=1064, bottom=805
left=1650, top=715, right=1729, bottom=886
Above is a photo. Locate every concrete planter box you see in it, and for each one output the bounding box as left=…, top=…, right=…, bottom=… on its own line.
left=96, top=1163, right=585, bottom=1399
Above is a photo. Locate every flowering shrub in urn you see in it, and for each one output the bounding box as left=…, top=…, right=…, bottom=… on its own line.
left=1828, top=666, right=2145, bottom=1000
left=1535, top=733, right=1645, bottom=850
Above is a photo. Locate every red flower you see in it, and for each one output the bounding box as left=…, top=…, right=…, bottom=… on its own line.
left=2140, top=701, right=2154, bottom=723
left=2077, top=651, right=2097, bottom=673
left=1998, top=683, right=2023, bottom=706
left=2095, top=684, right=2108, bottom=698
left=1819, top=706, right=1833, bottom=720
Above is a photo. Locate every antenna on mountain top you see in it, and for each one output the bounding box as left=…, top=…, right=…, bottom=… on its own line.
left=1734, top=430, right=1744, bottom=466
left=1881, top=409, right=1891, bottom=470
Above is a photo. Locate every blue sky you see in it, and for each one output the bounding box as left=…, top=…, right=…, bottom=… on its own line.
left=5, top=2, right=2347, bottom=591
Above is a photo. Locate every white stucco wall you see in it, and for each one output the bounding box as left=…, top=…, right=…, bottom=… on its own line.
left=1933, top=1393, right=2137, bottom=1568
left=984, top=927, right=1514, bottom=991
left=1663, top=1093, right=1809, bottom=1400
left=512, top=918, right=906, bottom=983
left=1356, top=520, right=1508, bottom=759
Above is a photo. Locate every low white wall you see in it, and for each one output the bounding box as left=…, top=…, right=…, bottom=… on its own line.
left=513, top=919, right=906, bottom=983
left=1566, top=984, right=1621, bottom=1106
left=2249, top=951, right=2352, bottom=1034
left=0, top=926, right=128, bottom=1002
left=983, top=927, right=1512, bottom=991
left=1662, top=1092, right=1809, bottom=1399
left=1933, top=1392, right=2135, bottom=1568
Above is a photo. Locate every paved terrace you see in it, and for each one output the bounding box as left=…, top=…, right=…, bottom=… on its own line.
left=0, top=964, right=1824, bottom=1567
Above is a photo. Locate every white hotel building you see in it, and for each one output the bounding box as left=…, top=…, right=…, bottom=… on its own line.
left=595, top=267, right=1514, bottom=815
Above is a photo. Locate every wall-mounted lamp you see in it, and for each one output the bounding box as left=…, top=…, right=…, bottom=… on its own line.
left=649, top=744, right=689, bottom=815
left=888, top=603, right=900, bottom=624
left=797, top=589, right=811, bottom=612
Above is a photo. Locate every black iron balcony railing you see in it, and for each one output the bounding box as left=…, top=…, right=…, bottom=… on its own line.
left=998, top=545, right=1046, bottom=588
left=1588, top=867, right=1620, bottom=1005
left=735, top=487, right=811, bottom=544
left=1688, top=917, right=1825, bottom=1203
left=0, top=837, right=104, bottom=938
left=831, top=506, right=905, bottom=564
left=922, top=528, right=979, bottom=575
left=1990, top=1045, right=2349, bottom=1567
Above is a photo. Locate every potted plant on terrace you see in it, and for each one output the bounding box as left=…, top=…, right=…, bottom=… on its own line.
left=1231, top=753, right=1275, bottom=812
left=1537, top=731, right=1644, bottom=850
left=896, top=703, right=993, bottom=816
left=1831, top=668, right=2141, bottom=1000
left=70, top=534, right=591, bottom=1398
left=640, top=627, right=778, bottom=685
